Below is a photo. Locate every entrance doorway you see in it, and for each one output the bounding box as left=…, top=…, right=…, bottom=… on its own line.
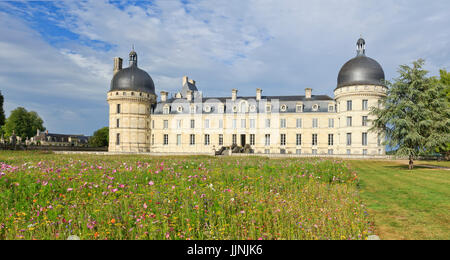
left=240, top=134, right=246, bottom=146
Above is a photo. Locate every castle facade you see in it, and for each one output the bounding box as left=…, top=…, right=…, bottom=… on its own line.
left=107, top=38, right=387, bottom=155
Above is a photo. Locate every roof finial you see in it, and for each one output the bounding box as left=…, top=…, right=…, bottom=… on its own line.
left=132, top=44, right=135, bottom=51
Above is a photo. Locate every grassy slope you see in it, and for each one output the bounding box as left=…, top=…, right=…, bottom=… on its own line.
left=350, top=160, right=450, bottom=240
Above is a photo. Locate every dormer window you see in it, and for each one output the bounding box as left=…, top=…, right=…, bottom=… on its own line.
left=296, top=104, right=303, bottom=113
left=266, top=105, right=271, bottom=113
left=204, top=105, right=211, bottom=112
left=177, top=106, right=183, bottom=113
left=312, top=104, right=319, bottom=111
left=163, top=105, right=170, bottom=114
left=280, top=104, right=287, bottom=112
left=328, top=105, right=334, bottom=112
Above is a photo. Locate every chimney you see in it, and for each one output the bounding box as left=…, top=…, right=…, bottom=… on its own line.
left=113, top=57, right=123, bottom=75
left=305, top=88, right=312, bottom=99
left=182, top=76, right=189, bottom=86
left=186, top=90, right=193, bottom=101
left=256, top=88, right=262, bottom=101
left=160, top=91, right=168, bottom=102
left=232, top=89, right=238, bottom=101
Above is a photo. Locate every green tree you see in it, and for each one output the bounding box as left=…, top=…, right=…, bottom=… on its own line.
left=89, top=127, right=109, bottom=147
left=434, top=69, right=450, bottom=158
left=370, top=59, right=450, bottom=169
left=0, top=91, right=5, bottom=128
left=2, top=107, right=45, bottom=140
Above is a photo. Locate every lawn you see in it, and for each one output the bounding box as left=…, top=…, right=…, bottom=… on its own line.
left=350, top=160, right=450, bottom=240
left=0, top=151, right=371, bottom=240
left=1, top=151, right=447, bottom=240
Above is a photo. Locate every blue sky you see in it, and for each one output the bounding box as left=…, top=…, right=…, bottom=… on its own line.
left=0, top=0, right=449, bottom=135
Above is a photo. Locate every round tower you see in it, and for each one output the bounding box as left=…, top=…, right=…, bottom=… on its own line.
left=334, top=38, right=387, bottom=155
left=107, top=49, right=157, bottom=152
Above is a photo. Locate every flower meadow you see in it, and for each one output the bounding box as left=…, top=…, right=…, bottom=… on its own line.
left=0, top=151, right=373, bottom=240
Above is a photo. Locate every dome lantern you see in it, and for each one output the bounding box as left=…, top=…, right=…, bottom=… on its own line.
left=129, top=45, right=137, bottom=66
left=356, top=37, right=365, bottom=56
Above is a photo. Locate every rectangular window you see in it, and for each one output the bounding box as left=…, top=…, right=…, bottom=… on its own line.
left=116, top=119, right=120, bottom=128
left=362, top=116, right=368, bottom=126
left=232, top=134, right=237, bottom=145
left=190, top=119, right=195, bottom=129
left=250, top=134, right=255, bottom=145
left=296, top=105, right=302, bottom=113
left=280, top=119, right=286, bottom=128
left=204, top=119, right=209, bottom=129
left=312, top=134, right=318, bottom=146
left=219, top=119, right=223, bottom=129
left=328, top=149, right=333, bottom=155
left=347, top=100, right=352, bottom=111
left=328, top=118, right=334, bottom=128
left=347, top=149, right=351, bottom=155
left=347, top=117, right=352, bottom=127
left=151, top=134, right=154, bottom=145
left=362, top=132, right=368, bottom=146
left=347, top=133, right=352, bottom=146
left=363, top=149, right=368, bottom=155
left=312, top=149, right=317, bottom=155
left=163, top=120, right=168, bottom=129
left=241, top=119, right=246, bottom=128
left=328, top=134, right=334, bottom=146
left=204, top=134, right=210, bottom=145
left=152, top=120, right=154, bottom=129
left=219, top=134, right=223, bottom=146
left=163, top=134, right=168, bottom=145
left=117, top=104, right=121, bottom=114
left=232, top=119, right=237, bottom=129
left=177, top=120, right=182, bottom=129
left=116, top=133, right=120, bottom=145
left=250, top=119, right=255, bottom=129
left=265, top=134, right=270, bottom=146
left=362, top=100, right=368, bottom=110
left=190, top=134, right=195, bottom=145
left=177, top=134, right=181, bottom=146
left=296, top=118, right=302, bottom=128
left=328, top=105, right=334, bottom=112
left=265, top=119, right=271, bottom=128
left=280, top=134, right=286, bottom=146
left=266, top=105, right=271, bottom=113
left=296, top=149, right=301, bottom=154
left=296, top=134, right=302, bottom=146
left=265, top=149, right=270, bottom=154
left=312, top=118, right=318, bottom=128
left=377, top=133, right=381, bottom=146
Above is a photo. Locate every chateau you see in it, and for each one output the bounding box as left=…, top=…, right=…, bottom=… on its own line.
left=107, top=38, right=387, bottom=155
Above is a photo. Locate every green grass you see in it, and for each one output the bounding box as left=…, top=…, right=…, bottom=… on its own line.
left=350, top=160, right=450, bottom=240
left=1, top=151, right=448, bottom=240
left=0, top=151, right=371, bottom=240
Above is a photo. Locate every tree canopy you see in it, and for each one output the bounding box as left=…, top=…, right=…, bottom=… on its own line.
left=370, top=59, right=450, bottom=169
left=2, top=107, right=45, bottom=140
left=89, top=127, right=109, bottom=147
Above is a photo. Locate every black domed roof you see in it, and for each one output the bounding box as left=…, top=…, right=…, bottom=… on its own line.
left=110, top=50, right=155, bottom=94
left=337, top=38, right=385, bottom=89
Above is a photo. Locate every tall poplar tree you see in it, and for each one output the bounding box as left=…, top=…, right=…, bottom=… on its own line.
left=370, top=59, right=450, bottom=169
left=0, top=91, right=5, bottom=128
